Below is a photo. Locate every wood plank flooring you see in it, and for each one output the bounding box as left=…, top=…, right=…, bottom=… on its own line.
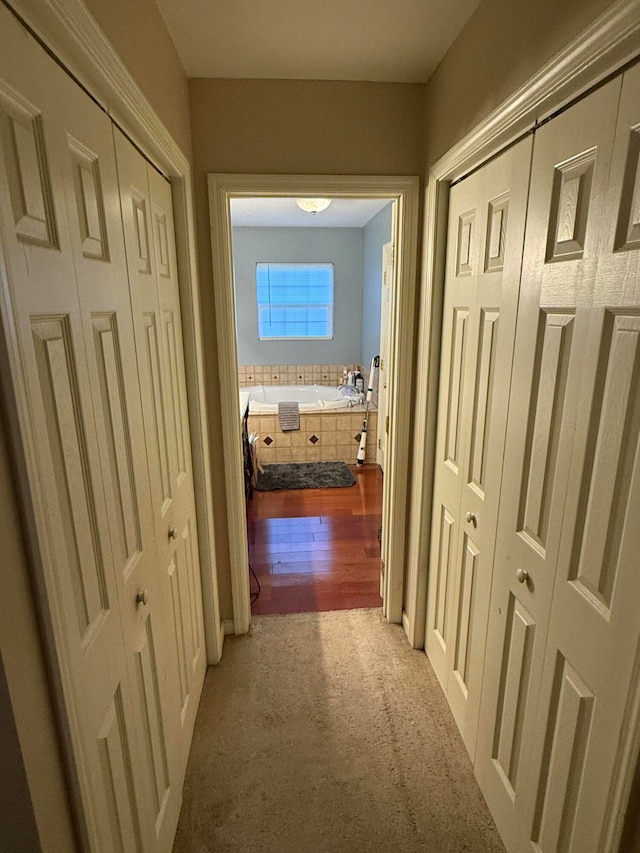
left=246, top=464, right=383, bottom=615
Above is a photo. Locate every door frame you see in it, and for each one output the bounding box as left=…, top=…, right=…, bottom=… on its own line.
left=376, top=240, right=394, bottom=469
left=402, top=0, right=640, bottom=846
left=0, top=0, right=223, bottom=845
left=403, top=0, right=640, bottom=643
left=3, top=0, right=223, bottom=663
left=208, top=173, right=419, bottom=633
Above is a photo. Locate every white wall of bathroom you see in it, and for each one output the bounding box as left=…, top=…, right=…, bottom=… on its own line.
left=361, top=202, right=393, bottom=369
left=232, top=226, right=364, bottom=365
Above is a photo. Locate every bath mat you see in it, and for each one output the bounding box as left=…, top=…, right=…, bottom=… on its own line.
left=256, top=461, right=356, bottom=491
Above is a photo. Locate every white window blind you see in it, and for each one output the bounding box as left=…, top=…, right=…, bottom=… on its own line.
left=256, top=262, right=334, bottom=340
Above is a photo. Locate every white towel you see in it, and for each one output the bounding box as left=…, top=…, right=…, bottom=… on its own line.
left=278, top=401, right=300, bottom=431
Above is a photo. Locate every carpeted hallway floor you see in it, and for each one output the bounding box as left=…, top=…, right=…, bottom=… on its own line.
left=173, top=609, right=505, bottom=853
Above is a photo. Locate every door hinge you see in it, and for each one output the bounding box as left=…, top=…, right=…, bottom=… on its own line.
left=378, top=438, right=382, bottom=450
left=385, top=415, right=389, bottom=434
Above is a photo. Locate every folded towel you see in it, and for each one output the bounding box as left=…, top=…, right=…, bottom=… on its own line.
left=278, top=401, right=300, bottom=431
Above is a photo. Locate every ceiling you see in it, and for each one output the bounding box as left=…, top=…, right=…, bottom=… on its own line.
left=230, top=197, right=392, bottom=228
left=155, top=0, right=480, bottom=83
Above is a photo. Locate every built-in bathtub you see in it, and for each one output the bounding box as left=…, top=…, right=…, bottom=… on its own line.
left=246, top=383, right=362, bottom=414
left=245, top=384, right=377, bottom=466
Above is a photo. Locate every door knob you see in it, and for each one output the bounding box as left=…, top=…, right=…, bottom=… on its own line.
left=136, top=588, right=149, bottom=606
left=168, top=526, right=177, bottom=540
left=516, top=568, right=529, bottom=585
left=465, top=511, right=477, bottom=528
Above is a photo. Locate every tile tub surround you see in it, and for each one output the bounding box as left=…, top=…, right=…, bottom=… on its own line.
left=248, top=409, right=378, bottom=465
left=238, top=364, right=361, bottom=387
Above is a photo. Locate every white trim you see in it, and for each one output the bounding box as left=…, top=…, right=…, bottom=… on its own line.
left=6, top=0, right=223, bottom=665
left=403, top=0, right=640, bottom=650
left=208, top=173, right=420, bottom=632
left=401, top=609, right=411, bottom=638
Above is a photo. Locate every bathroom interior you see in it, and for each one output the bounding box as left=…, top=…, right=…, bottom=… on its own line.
left=231, top=195, right=394, bottom=614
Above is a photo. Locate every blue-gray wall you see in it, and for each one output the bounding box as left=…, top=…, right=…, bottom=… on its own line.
left=361, top=202, right=393, bottom=370
left=232, top=226, right=364, bottom=365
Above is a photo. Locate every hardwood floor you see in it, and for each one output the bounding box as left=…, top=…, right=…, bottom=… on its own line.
left=246, top=464, right=383, bottom=615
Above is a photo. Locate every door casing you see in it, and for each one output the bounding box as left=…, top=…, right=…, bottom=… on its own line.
left=208, top=173, right=420, bottom=633
left=403, top=1, right=640, bottom=847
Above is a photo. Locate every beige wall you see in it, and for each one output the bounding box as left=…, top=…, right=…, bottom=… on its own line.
left=422, top=0, right=616, bottom=168
left=189, top=78, right=426, bottom=617
left=83, top=0, right=192, bottom=158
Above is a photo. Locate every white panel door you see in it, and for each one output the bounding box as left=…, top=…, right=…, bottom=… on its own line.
left=114, top=130, right=206, bottom=788
left=0, top=8, right=168, bottom=850
left=519, top=64, right=640, bottom=853
left=377, top=240, right=393, bottom=470
left=474, top=78, right=623, bottom=852
left=426, top=138, right=531, bottom=758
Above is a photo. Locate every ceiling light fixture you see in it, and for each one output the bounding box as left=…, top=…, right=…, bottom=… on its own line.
left=295, top=198, right=332, bottom=214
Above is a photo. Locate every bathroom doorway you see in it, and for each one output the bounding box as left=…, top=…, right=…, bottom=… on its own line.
left=231, top=196, right=392, bottom=614
left=208, top=174, right=420, bottom=632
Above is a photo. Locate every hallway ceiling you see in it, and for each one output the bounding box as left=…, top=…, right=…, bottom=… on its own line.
left=155, top=0, right=481, bottom=82
left=230, top=197, right=391, bottom=228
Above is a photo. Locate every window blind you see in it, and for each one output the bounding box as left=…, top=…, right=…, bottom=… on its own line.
left=256, top=262, right=334, bottom=340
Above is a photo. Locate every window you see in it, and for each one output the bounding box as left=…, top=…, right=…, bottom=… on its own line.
left=256, top=262, right=334, bottom=340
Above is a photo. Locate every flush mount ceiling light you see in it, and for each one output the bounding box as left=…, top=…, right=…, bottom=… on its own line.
left=295, top=198, right=332, bottom=214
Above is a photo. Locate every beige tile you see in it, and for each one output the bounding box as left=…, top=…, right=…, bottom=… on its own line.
left=290, top=430, right=307, bottom=447
left=259, top=417, right=276, bottom=435
left=278, top=431, right=292, bottom=447
left=291, top=447, right=307, bottom=462
left=323, top=446, right=339, bottom=461
left=337, top=448, right=355, bottom=463
left=306, top=447, right=322, bottom=461
left=322, top=416, right=337, bottom=431
left=321, top=432, right=336, bottom=448
left=305, top=416, right=322, bottom=433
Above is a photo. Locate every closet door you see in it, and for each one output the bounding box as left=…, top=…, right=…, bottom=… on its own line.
left=114, top=130, right=206, bottom=787
left=474, top=78, right=623, bottom=852
left=425, top=139, right=531, bottom=757
left=0, top=8, right=176, bottom=850
left=523, top=65, right=640, bottom=853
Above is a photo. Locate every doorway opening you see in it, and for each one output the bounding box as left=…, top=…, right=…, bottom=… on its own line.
left=208, top=174, right=420, bottom=634
left=230, top=196, right=393, bottom=614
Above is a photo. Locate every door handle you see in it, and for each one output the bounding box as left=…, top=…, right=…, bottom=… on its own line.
left=465, top=511, right=478, bottom=528
left=516, top=568, right=529, bottom=585
left=136, top=588, right=149, bottom=606
left=168, top=526, right=177, bottom=540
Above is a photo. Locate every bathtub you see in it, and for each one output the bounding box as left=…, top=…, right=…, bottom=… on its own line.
left=246, top=384, right=362, bottom=414
left=246, top=384, right=377, bottom=465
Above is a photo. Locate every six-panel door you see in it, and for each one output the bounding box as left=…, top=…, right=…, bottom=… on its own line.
left=426, top=138, right=531, bottom=759
left=0, top=7, right=205, bottom=850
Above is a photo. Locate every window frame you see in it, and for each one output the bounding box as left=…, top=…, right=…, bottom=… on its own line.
left=255, top=261, right=335, bottom=341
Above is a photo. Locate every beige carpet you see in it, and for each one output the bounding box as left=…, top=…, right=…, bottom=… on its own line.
left=173, top=609, right=505, bottom=853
